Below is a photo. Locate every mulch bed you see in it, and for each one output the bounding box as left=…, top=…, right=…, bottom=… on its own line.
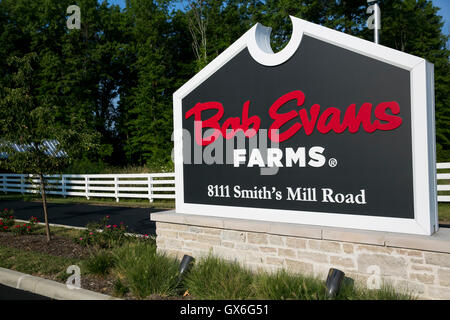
left=0, top=231, right=118, bottom=297
left=43, top=273, right=116, bottom=297
left=0, top=232, right=90, bottom=259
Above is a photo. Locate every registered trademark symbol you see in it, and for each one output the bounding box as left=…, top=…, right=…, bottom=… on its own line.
left=328, top=158, right=338, bottom=167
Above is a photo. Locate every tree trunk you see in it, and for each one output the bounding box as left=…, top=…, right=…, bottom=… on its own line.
left=39, top=173, right=51, bottom=242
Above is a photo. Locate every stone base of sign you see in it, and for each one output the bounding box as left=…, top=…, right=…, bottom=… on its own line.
left=151, top=211, right=450, bottom=300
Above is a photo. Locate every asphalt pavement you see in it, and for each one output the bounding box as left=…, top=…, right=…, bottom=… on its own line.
left=0, top=284, right=51, bottom=300
left=0, top=200, right=166, bottom=235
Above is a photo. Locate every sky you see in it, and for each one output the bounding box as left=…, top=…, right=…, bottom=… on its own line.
left=433, top=0, right=450, bottom=37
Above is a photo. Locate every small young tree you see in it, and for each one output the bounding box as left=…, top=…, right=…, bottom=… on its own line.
left=0, top=53, right=99, bottom=242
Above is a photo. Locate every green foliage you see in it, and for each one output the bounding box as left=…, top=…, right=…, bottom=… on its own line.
left=113, top=278, right=130, bottom=297
left=0, top=208, right=415, bottom=300
left=183, top=255, right=413, bottom=300
left=112, top=242, right=181, bottom=299
left=0, top=245, right=78, bottom=276
left=0, top=0, right=448, bottom=166
left=10, top=223, right=33, bottom=236
left=184, top=255, right=254, bottom=299
left=64, top=157, right=109, bottom=174
left=76, top=215, right=129, bottom=249
left=439, top=202, right=450, bottom=223
left=0, top=208, right=38, bottom=235
left=84, top=250, right=117, bottom=275
left=339, top=282, right=414, bottom=300
left=251, top=270, right=327, bottom=300
left=0, top=53, right=99, bottom=175
left=0, top=208, right=16, bottom=231
left=374, top=0, right=450, bottom=161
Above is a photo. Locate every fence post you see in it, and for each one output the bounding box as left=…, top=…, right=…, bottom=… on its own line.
left=29, top=174, right=36, bottom=194
left=62, top=175, right=66, bottom=198
left=2, top=175, right=6, bottom=194
left=20, top=175, right=25, bottom=195
left=85, top=176, right=90, bottom=200
left=114, top=177, right=119, bottom=202
left=148, top=175, right=153, bottom=203
left=36, top=174, right=41, bottom=195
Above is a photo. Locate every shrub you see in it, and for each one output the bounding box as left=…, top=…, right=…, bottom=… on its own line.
left=28, top=216, right=39, bottom=227
left=0, top=208, right=15, bottom=231
left=112, top=242, right=180, bottom=299
left=76, top=215, right=128, bottom=249
left=0, top=210, right=39, bottom=235
left=11, top=223, right=33, bottom=236
left=9, top=215, right=40, bottom=236
left=184, top=255, right=253, bottom=300
left=0, top=208, right=13, bottom=220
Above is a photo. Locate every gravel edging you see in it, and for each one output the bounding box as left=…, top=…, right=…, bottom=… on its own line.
left=0, top=267, right=119, bottom=300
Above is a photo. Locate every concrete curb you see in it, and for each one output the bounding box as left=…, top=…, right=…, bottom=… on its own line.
left=0, top=267, right=119, bottom=300
left=15, top=219, right=87, bottom=231
left=14, top=219, right=151, bottom=238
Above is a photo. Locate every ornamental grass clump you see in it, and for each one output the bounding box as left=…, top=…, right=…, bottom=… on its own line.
left=251, top=270, right=327, bottom=300
left=336, top=281, right=415, bottom=300
left=84, top=250, right=117, bottom=276
left=183, top=255, right=253, bottom=300
left=182, top=256, right=414, bottom=300
left=112, top=242, right=180, bottom=299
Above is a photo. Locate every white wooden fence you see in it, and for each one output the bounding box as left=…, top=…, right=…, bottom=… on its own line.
left=0, top=162, right=449, bottom=203
left=0, top=173, right=175, bottom=202
left=438, top=162, right=450, bottom=202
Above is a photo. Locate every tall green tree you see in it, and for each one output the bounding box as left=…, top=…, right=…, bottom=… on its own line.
left=255, top=0, right=450, bottom=160
left=0, top=54, right=98, bottom=241
left=119, top=0, right=175, bottom=167
left=0, top=0, right=448, bottom=172
left=371, top=0, right=450, bottom=160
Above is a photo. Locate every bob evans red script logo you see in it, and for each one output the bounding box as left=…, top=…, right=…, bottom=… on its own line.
left=185, top=90, right=403, bottom=146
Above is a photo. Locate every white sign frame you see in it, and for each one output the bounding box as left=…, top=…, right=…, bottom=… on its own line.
left=173, top=16, right=438, bottom=235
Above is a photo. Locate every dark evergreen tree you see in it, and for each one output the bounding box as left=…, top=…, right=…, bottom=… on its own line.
left=362, top=0, right=449, bottom=160
left=0, top=0, right=448, bottom=170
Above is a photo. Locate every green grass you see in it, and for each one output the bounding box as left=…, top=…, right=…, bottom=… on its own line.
left=438, top=202, right=450, bottom=223
left=184, top=255, right=254, bottom=300
left=83, top=250, right=117, bottom=276
left=63, top=164, right=174, bottom=175
left=0, top=245, right=80, bottom=277
left=251, top=270, right=411, bottom=300
left=251, top=270, right=327, bottom=300
left=337, top=282, right=415, bottom=300
left=183, top=256, right=413, bottom=300
left=0, top=193, right=174, bottom=209
left=31, top=224, right=82, bottom=238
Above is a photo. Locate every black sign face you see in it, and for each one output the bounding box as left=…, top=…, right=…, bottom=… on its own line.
left=182, top=35, right=413, bottom=219
left=174, top=17, right=437, bottom=235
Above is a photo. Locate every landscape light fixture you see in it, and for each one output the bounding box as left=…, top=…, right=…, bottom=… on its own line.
left=179, top=254, right=195, bottom=276
left=325, top=268, right=345, bottom=299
